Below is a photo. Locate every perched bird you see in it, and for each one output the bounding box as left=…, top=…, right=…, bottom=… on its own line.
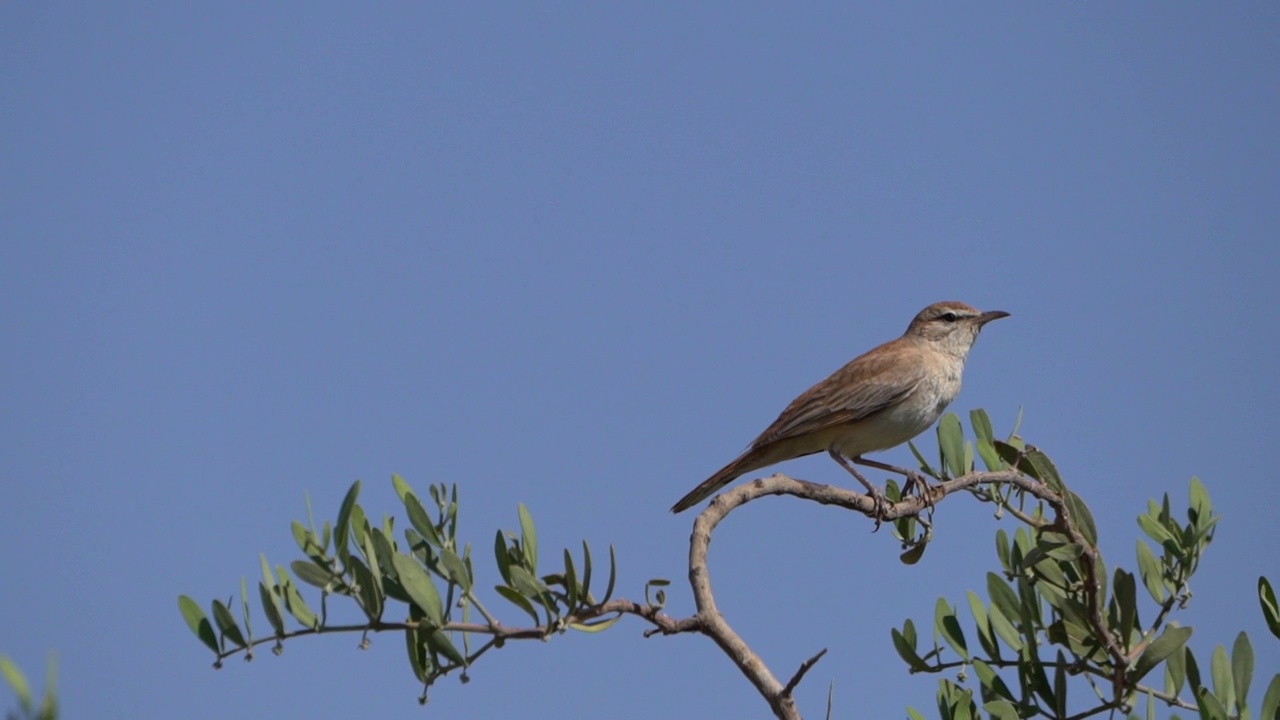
left=671, top=301, right=1009, bottom=513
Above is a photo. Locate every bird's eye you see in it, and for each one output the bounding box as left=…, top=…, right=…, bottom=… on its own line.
left=940, top=312, right=958, bottom=322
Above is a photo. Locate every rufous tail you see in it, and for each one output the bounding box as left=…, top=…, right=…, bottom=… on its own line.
left=671, top=451, right=760, bottom=513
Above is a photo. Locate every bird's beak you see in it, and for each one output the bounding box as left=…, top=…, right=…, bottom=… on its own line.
left=977, top=310, right=1011, bottom=325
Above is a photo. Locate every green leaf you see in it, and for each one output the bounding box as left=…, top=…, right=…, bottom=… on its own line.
left=602, top=544, right=617, bottom=603
left=239, top=576, right=254, bottom=646
left=276, top=566, right=318, bottom=629
left=0, top=654, right=32, bottom=714
left=404, top=627, right=430, bottom=683
left=1136, top=541, right=1168, bottom=603
left=993, top=441, right=1027, bottom=476
left=391, top=553, right=444, bottom=627
left=348, top=504, right=368, bottom=549
left=290, top=560, right=336, bottom=590
left=570, top=615, right=623, bottom=633
left=900, top=542, right=928, bottom=565
left=518, top=503, right=538, bottom=573
left=438, top=548, right=472, bottom=593
left=508, top=565, right=548, bottom=607
left=580, top=540, right=594, bottom=603
left=403, top=492, right=443, bottom=549
left=986, top=573, right=1021, bottom=626
left=1232, top=632, right=1253, bottom=712
left=258, top=582, right=285, bottom=636
left=966, top=591, right=998, bottom=660
left=333, top=480, right=361, bottom=564
left=935, top=597, right=969, bottom=661
left=391, top=473, right=413, bottom=503
left=1064, top=491, right=1097, bottom=546
left=1211, top=644, right=1234, bottom=711
left=892, top=627, right=930, bottom=672
left=1198, top=688, right=1228, bottom=720
left=969, top=408, right=994, bottom=446
left=1025, top=449, right=1063, bottom=493
left=1053, top=650, right=1068, bottom=718
left=350, top=555, right=383, bottom=622
left=987, top=602, right=1022, bottom=652
left=907, top=439, right=939, bottom=478
left=495, top=585, right=540, bottom=625
left=982, top=700, right=1020, bottom=720
left=1137, top=514, right=1176, bottom=547
left=937, top=413, right=966, bottom=479
left=1260, top=576, right=1280, bottom=641
left=1186, top=647, right=1203, bottom=697
left=426, top=629, right=467, bottom=667
left=1188, top=476, right=1212, bottom=528
left=1259, top=674, right=1280, bottom=720
left=973, top=660, right=1015, bottom=704
left=1114, top=569, right=1137, bottom=648
left=1133, top=626, right=1193, bottom=682
left=995, top=529, right=1011, bottom=575
left=563, top=549, right=579, bottom=611
left=1166, top=638, right=1186, bottom=696
left=211, top=599, right=247, bottom=649
left=494, top=530, right=512, bottom=585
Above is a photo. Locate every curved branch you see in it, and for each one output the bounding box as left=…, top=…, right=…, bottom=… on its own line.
left=677, top=468, right=1099, bottom=719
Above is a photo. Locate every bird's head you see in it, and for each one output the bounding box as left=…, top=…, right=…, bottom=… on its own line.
left=905, top=301, right=1010, bottom=355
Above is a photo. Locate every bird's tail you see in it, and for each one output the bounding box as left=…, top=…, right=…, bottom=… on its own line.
left=670, top=450, right=765, bottom=514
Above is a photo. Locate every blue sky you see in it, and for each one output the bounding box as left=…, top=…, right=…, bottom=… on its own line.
left=3, top=4, right=1277, bottom=718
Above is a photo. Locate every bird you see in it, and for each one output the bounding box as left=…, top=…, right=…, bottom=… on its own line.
left=670, top=301, right=1009, bottom=513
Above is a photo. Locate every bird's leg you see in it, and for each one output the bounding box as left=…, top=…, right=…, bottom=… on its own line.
left=828, top=450, right=889, bottom=527
left=852, top=456, right=932, bottom=500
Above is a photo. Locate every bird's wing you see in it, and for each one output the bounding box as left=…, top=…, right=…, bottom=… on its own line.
left=750, top=345, right=928, bottom=448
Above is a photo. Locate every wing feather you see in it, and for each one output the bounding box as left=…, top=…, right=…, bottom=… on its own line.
left=750, top=342, right=927, bottom=448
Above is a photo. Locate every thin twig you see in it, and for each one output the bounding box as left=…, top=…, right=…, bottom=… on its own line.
left=782, top=648, right=828, bottom=698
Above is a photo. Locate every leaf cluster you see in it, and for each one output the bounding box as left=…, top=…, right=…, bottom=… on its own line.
left=893, top=412, right=1280, bottom=720
left=178, top=476, right=651, bottom=702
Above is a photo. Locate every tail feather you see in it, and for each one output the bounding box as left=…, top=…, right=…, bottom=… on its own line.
left=671, top=450, right=764, bottom=513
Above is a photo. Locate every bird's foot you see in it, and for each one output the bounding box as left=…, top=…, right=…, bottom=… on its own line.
left=865, top=485, right=892, bottom=531
left=902, top=470, right=935, bottom=501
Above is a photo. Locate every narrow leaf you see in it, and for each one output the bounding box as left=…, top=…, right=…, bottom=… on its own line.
left=1133, top=626, right=1194, bottom=682
left=0, top=655, right=32, bottom=714
left=494, top=585, right=540, bottom=625
left=290, top=560, right=336, bottom=590
left=391, top=553, right=444, bottom=627
left=494, top=530, right=513, bottom=585
left=1259, top=674, right=1280, bottom=720
left=178, top=596, right=219, bottom=654
left=391, top=473, right=413, bottom=503
left=333, top=480, right=362, bottom=564
left=907, top=439, right=939, bottom=478
left=1136, top=541, right=1168, bottom=603
left=937, top=413, right=966, bottom=479
left=258, top=582, right=285, bottom=636
left=438, top=548, right=472, bottom=593
left=935, top=597, right=969, bottom=660
left=892, top=628, right=930, bottom=672
left=1260, top=576, right=1280, bottom=641
left=518, top=503, right=538, bottom=573
left=211, top=599, right=247, bottom=649
left=276, top=566, right=318, bottom=629
left=426, top=630, right=467, bottom=667
left=602, top=544, right=617, bottom=603
left=1064, top=491, right=1097, bottom=546
left=1232, top=632, right=1253, bottom=711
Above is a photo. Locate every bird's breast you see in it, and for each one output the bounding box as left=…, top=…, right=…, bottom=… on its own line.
left=831, top=367, right=962, bottom=457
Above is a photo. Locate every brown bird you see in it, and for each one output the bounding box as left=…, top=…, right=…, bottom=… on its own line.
left=671, top=301, right=1009, bottom=513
